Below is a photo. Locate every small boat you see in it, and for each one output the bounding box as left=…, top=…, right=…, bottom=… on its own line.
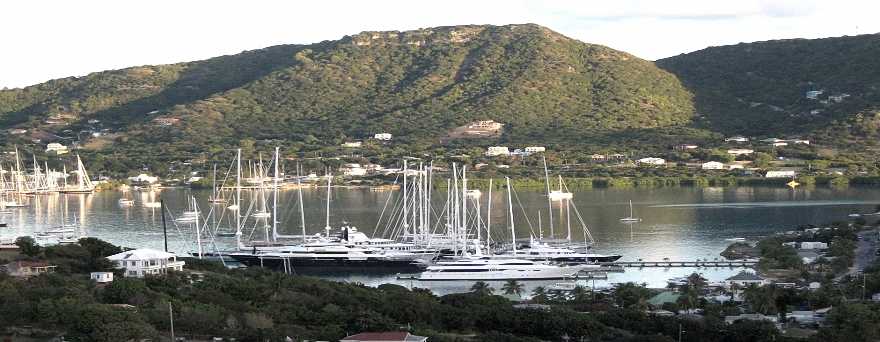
left=725, top=237, right=747, bottom=242
left=252, top=211, right=271, bottom=219
left=848, top=213, right=862, bottom=218
left=118, top=198, right=134, bottom=206
left=144, top=202, right=161, bottom=208
left=227, top=204, right=240, bottom=211
left=548, top=282, right=578, bottom=292
left=620, top=200, right=641, bottom=222
left=2, top=201, right=27, bottom=208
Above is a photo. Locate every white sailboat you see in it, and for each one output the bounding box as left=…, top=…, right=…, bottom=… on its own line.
left=60, top=155, right=95, bottom=194
left=619, top=200, right=641, bottom=222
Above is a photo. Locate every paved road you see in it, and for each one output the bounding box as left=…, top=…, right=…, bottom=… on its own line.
left=849, top=228, right=879, bottom=275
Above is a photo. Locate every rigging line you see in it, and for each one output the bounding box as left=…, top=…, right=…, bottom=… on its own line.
left=561, top=180, right=595, bottom=244
left=510, top=185, right=535, bottom=238
left=372, top=175, right=400, bottom=239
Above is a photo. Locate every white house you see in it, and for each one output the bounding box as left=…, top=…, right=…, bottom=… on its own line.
left=342, top=141, right=363, bottom=148
left=771, top=142, right=788, bottom=147
left=107, top=248, right=185, bottom=278
left=90, top=271, right=114, bottom=283
left=800, top=241, right=828, bottom=250
left=468, top=120, right=503, bottom=130
left=701, top=161, right=725, bottom=170
left=524, top=146, right=546, bottom=153
left=45, top=143, right=69, bottom=155
left=805, top=90, right=824, bottom=100
left=675, top=144, right=699, bottom=150
left=373, top=133, right=392, bottom=141
left=636, top=157, right=666, bottom=166
left=485, top=146, right=510, bottom=156
left=790, top=139, right=810, bottom=145
left=765, top=170, right=796, bottom=178
left=341, top=163, right=368, bottom=177
left=724, top=136, right=749, bottom=143
left=725, top=271, right=768, bottom=288
left=128, top=173, right=159, bottom=184
left=727, top=149, right=754, bottom=156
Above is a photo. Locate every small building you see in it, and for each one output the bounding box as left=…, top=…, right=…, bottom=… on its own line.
left=636, top=157, right=666, bottom=166
left=342, top=141, right=363, bottom=148
left=152, top=117, right=180, bottom=126
left=701, top=161, right=725, bottom=170
left=341, top=163, right=368, bottom=177
left=90, top=271, right=114, bottom=283
left=725, top=313, right=779, bottom=325
left=340, top=332, right=428, bottom=342
left=107, top=248, right=185, bottom=278
left=373, top=133, right=392, bottom=141
left=128, top=174, right=159, bottom=185
left=485, top=146, right=510, bottom=157
left=45, top=143, right=69, bottom=155
left=3, top=261, right=57, bottom=277
left=590, top=154, right=606, bottom=162
left=647, top=291, right=682, bottom=307
left=771, top=142, right=788, bottom=147
left=728, top=164, right=745, bottom=170
left=524, top=146, right=546, bottom=153
left=765, top=170, right=796, bottom=178
left=727, top=149, right=754, bottom=156
left=8, top=128, right=28, bottom=135
left=797, top=250, right=821, bottom=264
left=725, top=136, right=749, bottom=143
left=790, top=139, right=810, bottom=145
left=800, top=241, right=828, bottom=250
left=805, top=90, right=824, bottom=100
left=467, top=120, right=503, bottom=130
left=872, top=293, right=880, bottom=302
left=809, top=282, right=822, bottom=291
left=675, top=144, right=699, bottom=150
left=725, top=271, right=767, bottom=288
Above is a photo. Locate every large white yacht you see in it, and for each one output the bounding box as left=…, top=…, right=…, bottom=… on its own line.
left=416, top=257, right=583, bottom=281
left=494, top=238, right=622, bottom=264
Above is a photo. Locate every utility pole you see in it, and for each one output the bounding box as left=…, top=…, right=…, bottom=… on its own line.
left=678, top=323, right=684, bottom=342
left=160, top=199, right=168, bottom=252
left=169, top=302, right=175, bottom=341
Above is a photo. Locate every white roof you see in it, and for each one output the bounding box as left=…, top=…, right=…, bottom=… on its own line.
left=107, top=248, right=177, bottom=261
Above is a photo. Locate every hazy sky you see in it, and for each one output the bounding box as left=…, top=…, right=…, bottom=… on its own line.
left=2, top=0, right=879, bottom=89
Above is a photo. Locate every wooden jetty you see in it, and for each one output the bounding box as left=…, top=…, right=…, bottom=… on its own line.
left=602, top=260, right=758, bottom=268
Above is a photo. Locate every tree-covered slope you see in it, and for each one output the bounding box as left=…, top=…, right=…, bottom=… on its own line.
left=657, top=33, right=880, bottom=140
left=0, top=24, right=696, bottom=169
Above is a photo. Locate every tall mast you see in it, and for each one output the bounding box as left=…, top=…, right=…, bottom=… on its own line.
left=566, top=196, right=572, bottom=243
left=461, top=165, right=467, bottom=252
left=543, top=156, right=553, bottom=240
left=486, top=178, right=492, bottom=253
left=402, top=160, right=408, bottom=235
left=271, top=147, right=279, bottom=241
left=452, top=163, right=459, bottom=254
left=506, top=176, right=516, bottom=255
left=194, top=197, right=202, bottom=258
left=235, top=149, right=242, bottom=249
left=297, top=167, right=306, bottom=241
left=324, top=169, right=332, bottom=237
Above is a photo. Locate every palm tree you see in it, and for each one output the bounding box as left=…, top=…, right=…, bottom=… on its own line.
left=571, top=285, right=590, bottom=302
left=470, top=281, right=494, bottom=296
left=502, top=280, right=524, bottom=297
left=531, top=286, right=549, bottom=303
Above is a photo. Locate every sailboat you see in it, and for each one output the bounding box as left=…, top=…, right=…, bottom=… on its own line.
left=208, top=164, right=226, bottom=204
left=175, top=197, right=199, bottom=223
left=619, top=200, right=641, bottom=222
left=60, top=155, right=95, bottom=194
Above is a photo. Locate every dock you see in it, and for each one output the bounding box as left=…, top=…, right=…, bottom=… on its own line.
left=601, top=260, right=757, bottom=268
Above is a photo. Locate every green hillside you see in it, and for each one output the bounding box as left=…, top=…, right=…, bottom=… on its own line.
left=657, top=33, right=880, bottom=144
left=0, top=24, right=697, bottom=173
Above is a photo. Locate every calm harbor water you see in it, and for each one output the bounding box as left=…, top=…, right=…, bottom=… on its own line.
left=2, top=185, right=878, bottom=293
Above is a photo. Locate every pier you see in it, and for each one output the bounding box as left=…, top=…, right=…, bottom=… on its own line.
left=602, top=260, right=757, bottom=268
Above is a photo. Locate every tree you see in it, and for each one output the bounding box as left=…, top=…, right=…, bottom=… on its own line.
left=570, top=285, right=590, bottom=302
left=531, top=286, right=549, bottom=303
left=15, top=236, right=41, bottom=257
left=470, top=281, right=494, bottom=296
left=502, top=280, right=524, bottom=297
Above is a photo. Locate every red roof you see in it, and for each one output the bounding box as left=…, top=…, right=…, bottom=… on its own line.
left=341, top=332, right=420, bottom=342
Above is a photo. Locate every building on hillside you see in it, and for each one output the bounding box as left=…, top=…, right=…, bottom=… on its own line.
left=485, top=146, right=510, bottom=157
left=797, top=250, right=821, bottom=264
left=341, top=163, right=368, bottom=177
left=90, top=272, right=114, bottom=283
left=805, top=90, right=824, bottom=100
left=468, top=120, right=503, bottom=130
left=45, top=143, right=69, bottom=155
left=675, top=144, right=699, bottom=150
left=3, top=261, right=57, bottom=278
left=524, top=146, right=546, bottom=153
left=790, top=139, right=810, bottom=145
left=771, top=142, right=788, bottom=147
left=8, top=128, right=27, bottom=135
left=701, top=161, right=725, bottom=170
left=590, top=154, right=606, bottom=162
left=724, top=313, right=779, bottom=326
left=725, top=271, right=768, bottom=288
left=373, top=133, right=392, bottom=141
left=342, top=141, right=363, bottom=148
left=828, top=94, right=850, bottom=103
left=724, top=136, right=749, bottom=143
left=128, top=174, right=159, bottom=185
left=647, top=291, right=682, bottom=308
left=765, top=170, right=796, bottom=178
left=800, top=241, right=828, bottom=250
left=152, top=117, right=180, bottom=126
left=107, top=248, right=185, bottom=278
left=636, top=157, right=666, bottom=166
left=727, top=149, right=754, bottom=156
left=340, top=332, right=428, bottom=342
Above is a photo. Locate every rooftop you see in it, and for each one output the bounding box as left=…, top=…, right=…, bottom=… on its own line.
left=726, top=271, right=764, bottom=281
left=107, top=248, right=177, bottom=261
left=341, top=332, right=428, bottom=342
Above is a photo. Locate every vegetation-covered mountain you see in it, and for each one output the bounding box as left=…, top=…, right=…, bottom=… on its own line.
left=657, top=33, right=880, bottom=145
left=0, top=24, right=696, bottom=172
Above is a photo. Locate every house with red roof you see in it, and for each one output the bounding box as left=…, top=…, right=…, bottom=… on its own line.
left=340, top=331, right=428, bottom=342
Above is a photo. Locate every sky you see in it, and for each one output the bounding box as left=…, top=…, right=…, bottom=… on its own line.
left=2, top=0, right=879, bottom=89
